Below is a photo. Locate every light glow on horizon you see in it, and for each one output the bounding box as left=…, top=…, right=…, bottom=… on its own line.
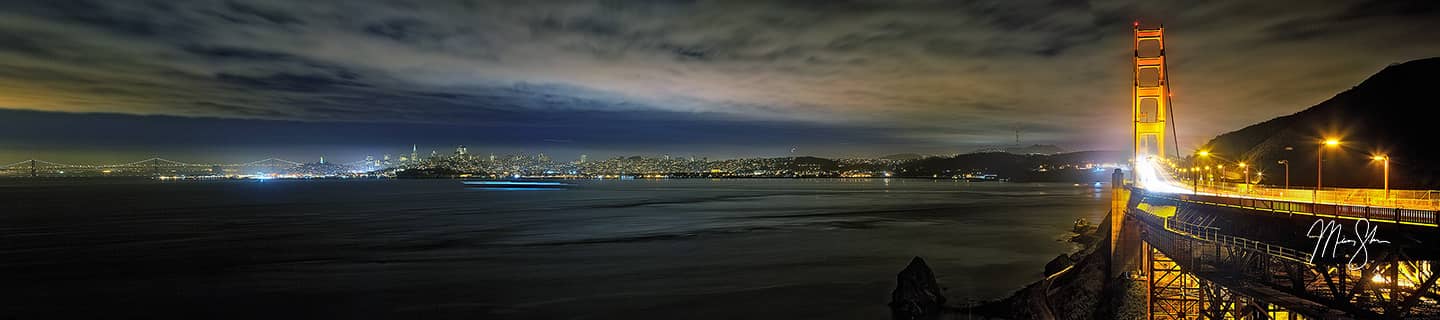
left=1134, top=157, right=1191, bottom=194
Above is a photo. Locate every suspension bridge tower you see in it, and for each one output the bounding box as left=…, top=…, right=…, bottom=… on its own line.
left=1111, top=23, right=1174, bottom=280
left=1132, top=23, right=1171, bottom=162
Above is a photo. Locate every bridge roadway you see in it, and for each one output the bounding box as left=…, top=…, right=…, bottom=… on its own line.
left=0, top=158, right=305, bottom=169
left=1125, top=186, right=1440, bottom=319
left=0, top=158, right=351, bottom=177
left=1137, top=158, right=1440, bottom=226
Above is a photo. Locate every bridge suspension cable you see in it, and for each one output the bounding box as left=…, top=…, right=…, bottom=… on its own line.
left=2, top=157, right=307, bottom=169
left=109, top=157, right=205, bottom=168
left=1, top=160, right=31, bottom=169
left=235, top=158, right=303, bottom=166
left=0, top=159, right=86, bottom=168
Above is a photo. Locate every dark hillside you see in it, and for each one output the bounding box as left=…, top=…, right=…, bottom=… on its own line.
left=1202, top=57, right=1440, bottom=188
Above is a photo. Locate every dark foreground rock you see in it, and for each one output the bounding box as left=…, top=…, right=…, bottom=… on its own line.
left=971, top=212, right=1147, bottom=319
left=889, top=257, right=947, bottom=320
left=888, top=213, right=1146, bottom=319
left=1043, top=254, right=1074, bottom=276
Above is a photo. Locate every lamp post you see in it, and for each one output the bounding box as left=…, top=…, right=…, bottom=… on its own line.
left=1217, top=164, right=1226, bottom=194
left=1239, top=162, right=1249, bottom=193
left=1372, top=155, right=1390, bottom=201
left=1277, top=160, right=1290, bottom=191
left=1316, top=139, right=1340, bottom=203
left=1195, top=150, right=1210, bottom=194
left=1191, top=167, right=1199, bottom=195
left=1206, top=166, right=1214, bottom=192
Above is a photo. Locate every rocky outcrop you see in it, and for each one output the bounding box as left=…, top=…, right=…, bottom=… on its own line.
left=1044, top=254, right=1074, bottom=276
left=968, top=212, right=1149, bottom=319
left=889, top=212, right=1147, bottom=319
left=889, top=257, right=947, bottom=320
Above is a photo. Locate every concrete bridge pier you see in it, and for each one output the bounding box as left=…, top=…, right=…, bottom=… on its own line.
left=1109, top=169, right=1146, bottom=280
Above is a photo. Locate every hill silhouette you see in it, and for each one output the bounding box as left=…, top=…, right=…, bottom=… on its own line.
left=901, top=150, right=1126, bottom=181
left=1201, top=57, right=1440, bottom=188
left=879, top=153, right=925, bottom=161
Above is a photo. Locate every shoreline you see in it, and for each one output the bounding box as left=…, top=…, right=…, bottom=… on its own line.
left=890, top=214, right=1145, bottom=319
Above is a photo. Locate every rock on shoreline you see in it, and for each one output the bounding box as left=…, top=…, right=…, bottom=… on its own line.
left=887, top=215, right=1145, bottom=320
left=888, top=257, right=948, bottom=320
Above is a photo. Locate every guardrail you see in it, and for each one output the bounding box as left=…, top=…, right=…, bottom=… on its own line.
left=1138, top=188, right=1440, bottom=227
left=1160, top=214, right=1313, bottom=265
left=1178, top=179, right=1440, bottom=211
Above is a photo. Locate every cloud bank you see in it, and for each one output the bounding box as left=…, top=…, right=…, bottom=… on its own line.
left=1, top=0, right=1437, bottom=161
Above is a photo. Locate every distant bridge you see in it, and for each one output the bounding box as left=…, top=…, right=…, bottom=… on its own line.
left=1, top=157, right=303, bottom=169
left=0, top=157, right=377, bottom=177
left=1111, top=25, right=1440, bottom=319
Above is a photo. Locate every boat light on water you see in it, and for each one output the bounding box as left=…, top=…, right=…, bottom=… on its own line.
left=462, top=180, right=572, bottom=190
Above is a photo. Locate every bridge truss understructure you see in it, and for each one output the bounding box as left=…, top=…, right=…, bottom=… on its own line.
left=1130, top=192, right=1440, bottom=319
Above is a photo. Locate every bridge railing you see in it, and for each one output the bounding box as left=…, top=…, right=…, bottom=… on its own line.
left=1147, top=190, right=1440, bottom=227
left=1177, top=178, right=1440, bottom=211
left=1154, top=211, right=1314, bottom=265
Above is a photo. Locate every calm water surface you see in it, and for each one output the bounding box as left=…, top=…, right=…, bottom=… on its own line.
left=1, top=179, right=1108, bottom=319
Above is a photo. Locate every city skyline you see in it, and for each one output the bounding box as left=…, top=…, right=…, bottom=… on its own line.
left=0, top=141, right=1085, bottom=166
left=2, top=142, right=1124, bottom=181
left=3, top=1, right=1439, bottom=162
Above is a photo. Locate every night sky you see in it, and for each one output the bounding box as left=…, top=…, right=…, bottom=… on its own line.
left=1, top=0, right=1437, bottom=163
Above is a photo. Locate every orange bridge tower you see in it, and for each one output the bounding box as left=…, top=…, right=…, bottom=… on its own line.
left=1132, top=24, right=1171, bottom=162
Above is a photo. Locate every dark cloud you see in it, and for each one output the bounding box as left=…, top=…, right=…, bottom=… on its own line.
left=183, top=45, right=298, bottom=60
left=0, top=0, right=1437, bottom=161
left=220, top=1, right=304, bottom=26
left=0, top=108, right=917, bottom=162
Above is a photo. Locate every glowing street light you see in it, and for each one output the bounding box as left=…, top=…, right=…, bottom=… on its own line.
left=1372, top=154, right=1390, bottom=200
left=1216, top=164, right=1226, bottom=194
left=1238, top=162, right=1250, bottom=193
left=1277, top=160, right=1290, bottom=191
left=1194, top=150, right=1211, bottom=194
left=1316, top=138, right=1341, bottom=203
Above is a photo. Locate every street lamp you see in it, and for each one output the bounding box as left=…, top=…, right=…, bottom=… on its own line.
left=1372, top=154, right=1390, bottom=201
left=1204, top=166, right=1210, bottom=190
left=1191, top=167, right=1200, bottom=194
left=1217, top=164, right=1226, bottom=194
left=1195, top=150, right=1210, bottom=194
left=1316, top=139, right=1340, bottom=203
left=1277, top=160, right=1290, bottom=191
left=1238, top=162, right=1249, bottom=193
